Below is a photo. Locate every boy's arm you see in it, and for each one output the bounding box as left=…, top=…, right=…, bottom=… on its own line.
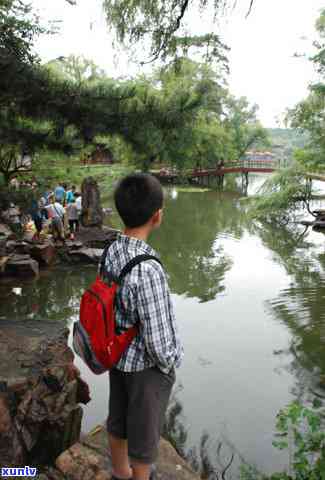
left=136, top=263, right=180, bottom=374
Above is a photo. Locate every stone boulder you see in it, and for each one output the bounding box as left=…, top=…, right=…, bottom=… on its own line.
left=68, top=248, right=103, bottom=264
left=0, top=236, right=6, bottom=256
left=55, top=425, right=200, bottom=480
left=81, top=177, right=104, bottom=228
left=5, top=240, right=31, bottom=255
left=64, top=240, right=83, bottom=250
left=0, top=326, right=90, bottom=467
left=76, top=227, right=118, bottom=249
left=0, top=256, right=9, bottom=273
left=5, top=254, right=39, bottom=277
left=30, top=242, right=56, bottom=266
left=0, top=222, right=14, bottom=240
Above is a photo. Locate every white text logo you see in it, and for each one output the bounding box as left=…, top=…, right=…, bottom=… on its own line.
left=1, top=466, right=38, bottom=477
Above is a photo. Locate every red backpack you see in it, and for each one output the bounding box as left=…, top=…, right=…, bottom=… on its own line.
left=73, top=247, right=161, bottom=374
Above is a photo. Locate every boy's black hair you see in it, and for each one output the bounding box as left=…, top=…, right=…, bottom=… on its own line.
left=114, top=173, right=163, bottom=228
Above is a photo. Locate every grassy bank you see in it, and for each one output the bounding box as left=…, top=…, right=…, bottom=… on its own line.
left=21, top=160, right=133, bottom=196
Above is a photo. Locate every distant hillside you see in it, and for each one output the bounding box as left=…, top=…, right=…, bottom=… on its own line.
left=264, top=128, right=309, bottom=164
left=267, top=128, right=309, bottom=155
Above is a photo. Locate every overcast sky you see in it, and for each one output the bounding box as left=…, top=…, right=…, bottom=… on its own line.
left=32, top=0, right=324, bottom=128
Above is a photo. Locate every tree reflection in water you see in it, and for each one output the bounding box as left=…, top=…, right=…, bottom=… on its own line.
left=0, top=265, right=95, bottom=324
left=254, top=220, right=325, bottom=400
left=151, top=190, right=249, bottom=303
left=163, top=386, right=257, bottom=480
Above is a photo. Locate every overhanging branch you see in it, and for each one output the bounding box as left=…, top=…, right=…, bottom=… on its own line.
left=246, top=0, right=254, bottom=18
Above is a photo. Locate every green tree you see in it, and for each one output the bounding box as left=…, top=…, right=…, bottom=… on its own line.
left=103, top=0, right=254, bottom=64
left=46, top=55, right=107, bottom=85
left=288, top=9, right=325, bottom=170
left=224, top=96, right=269, bottom=161
left=0, top=2, right=207, bottom=182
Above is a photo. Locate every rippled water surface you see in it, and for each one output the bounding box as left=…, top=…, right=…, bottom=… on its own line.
left=2, top=176, right=325, bottom=477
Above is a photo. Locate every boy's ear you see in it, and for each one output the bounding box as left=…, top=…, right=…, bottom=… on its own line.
left=151, top=208, right=163, bottom=227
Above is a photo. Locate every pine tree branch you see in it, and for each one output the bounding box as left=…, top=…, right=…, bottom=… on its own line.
left=246, top=0, right=254, bottom=18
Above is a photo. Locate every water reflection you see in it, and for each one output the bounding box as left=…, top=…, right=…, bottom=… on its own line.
left=258, top=221, right=325, bottom=399
left=164, top=387, right=259, bottom=480
left=0, top=266, right=95, bottom=323
left=3, top=184, right=325, bottom=475
left=151, top=190, right=249, bottom=302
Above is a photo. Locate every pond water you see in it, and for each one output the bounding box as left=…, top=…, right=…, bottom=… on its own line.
left=2, top=175, right=325, bottom=478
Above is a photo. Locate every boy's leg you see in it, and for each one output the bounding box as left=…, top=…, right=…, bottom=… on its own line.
left=107, top=369, right=132, bottom=479
left=127, top=367, right=175, bottom=480
left=131, top=462, right=151, bottom=480
left=108, top=433, right=132, bottom=479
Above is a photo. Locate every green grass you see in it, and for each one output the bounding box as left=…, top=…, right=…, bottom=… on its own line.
left=32, top=162, right=133, bottom=195
left=173, top=186, right=212, bottom=193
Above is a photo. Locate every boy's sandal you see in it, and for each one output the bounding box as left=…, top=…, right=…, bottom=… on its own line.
left=111, top=470, right=155, bottom=480
left=111, top=477, right=132, bottom=480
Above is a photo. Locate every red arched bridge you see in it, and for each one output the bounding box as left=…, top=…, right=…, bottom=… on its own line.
left=152, top=159, right=279, bottom=184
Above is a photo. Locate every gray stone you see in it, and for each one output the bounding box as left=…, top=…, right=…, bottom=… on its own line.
left=0, top=222, right=13, bottom=239
left=77, top=227, right=119, bottom=249
left=81, top=177, right=104, bottom=228
left=0, top=236, right=6, bottom=256
left=6, top=240, right=31, bottom=255
left=5, top=255, right=39, bottom=277
left=68, top=248, right=103, bottom=264
left=30, top=243, right=56, bottom=265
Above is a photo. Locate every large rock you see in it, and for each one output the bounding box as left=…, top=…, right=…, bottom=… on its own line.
left=76, top=227, right=118, bottom=249
left=0, top=222, right=14, bottom=240
left=5, top=254, right=39, bottom=277
left=55, top=425, right=200, bottom=480
left=81, top=177, right=104, bottom=228
left=30, top=242, right=56, bottom=266
left=0, top=237, right=6, bottom=256
left=68, top=248, right=103, bottom=264
left=0, top=326, right=90, bottom=467
left=0, top=256, right=9, bottom=273
left=5, top=240, right=31, bottom=255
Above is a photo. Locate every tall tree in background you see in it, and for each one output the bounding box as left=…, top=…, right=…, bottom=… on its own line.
left=0, top=0, right=263, bottom=182
left=102, top=0, right=254, bottom=64
left=46, top=55, right=107, bottom=85
left=289, top=9, right=325, bottom=170
left=249, top=10, right=325, bottom=225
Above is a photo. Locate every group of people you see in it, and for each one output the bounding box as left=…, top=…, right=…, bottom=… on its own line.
left=31, top=183, right=82, bottom=242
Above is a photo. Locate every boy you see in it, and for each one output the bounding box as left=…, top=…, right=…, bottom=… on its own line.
left=103, top=173, right=183, bottom=480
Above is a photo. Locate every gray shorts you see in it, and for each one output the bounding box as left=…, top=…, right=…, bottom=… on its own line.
left=107, top=366, right=175, bottom=464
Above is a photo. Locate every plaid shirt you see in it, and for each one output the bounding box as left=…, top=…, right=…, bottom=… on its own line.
left=103, top=233, right=183, bottom=374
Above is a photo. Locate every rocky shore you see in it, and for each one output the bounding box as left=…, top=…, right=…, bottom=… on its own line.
left=0, top=323, right=199, bottom=479
left=0, top=225, right=119, bottom=278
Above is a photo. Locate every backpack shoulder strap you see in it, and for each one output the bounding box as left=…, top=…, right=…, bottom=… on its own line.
left=118, top=255, right=162, bottom=284
left=99, top=243, right=112, bottom=277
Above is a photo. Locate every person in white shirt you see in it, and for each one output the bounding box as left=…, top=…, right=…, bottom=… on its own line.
left=66, top=200, right=79, bottom=240
left=46, top=197, right=65, bottom=241
left=75, top=192, right=82, bottom=216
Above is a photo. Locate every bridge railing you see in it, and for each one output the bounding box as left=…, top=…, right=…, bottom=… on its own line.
left=189, top=159, right=279, bottom=174
left=222, top=159, right=279, bottom=170
left=155, top=159, right=281, bottom=178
